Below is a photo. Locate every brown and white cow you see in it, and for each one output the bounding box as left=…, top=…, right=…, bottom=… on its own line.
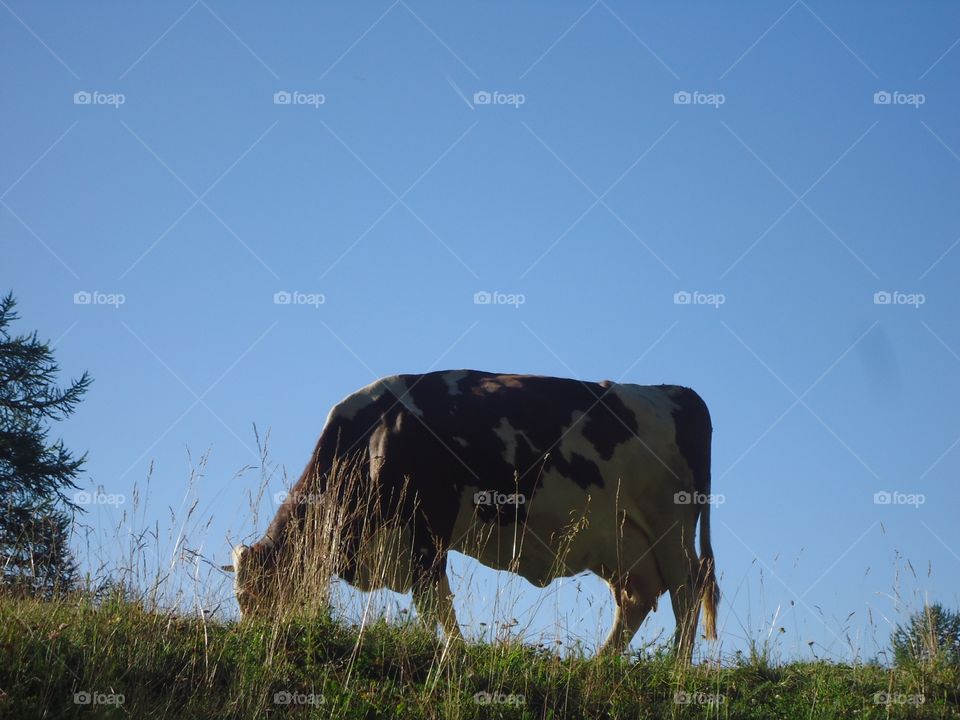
left=224, top=370, right=718, bottom=658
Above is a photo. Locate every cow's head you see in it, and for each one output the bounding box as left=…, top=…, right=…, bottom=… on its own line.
left=222, top=543, right=278, bottom=617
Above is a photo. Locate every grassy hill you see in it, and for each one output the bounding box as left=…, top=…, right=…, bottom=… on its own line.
left=2, top=592, right=958, bottom=719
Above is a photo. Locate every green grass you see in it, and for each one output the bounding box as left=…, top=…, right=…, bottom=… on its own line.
left=2, top=592, right=958, bottom=719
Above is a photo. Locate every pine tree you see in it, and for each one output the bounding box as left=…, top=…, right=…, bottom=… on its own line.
left=0, top=292, right=90, bottom=597
left=892, top=603, right=960, bottom=667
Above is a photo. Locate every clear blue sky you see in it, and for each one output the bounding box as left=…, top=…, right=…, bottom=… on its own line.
left=4, top=1, right=959, bottom=662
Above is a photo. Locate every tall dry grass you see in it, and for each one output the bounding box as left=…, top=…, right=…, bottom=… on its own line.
left=1, top=443, right=957, bottom=718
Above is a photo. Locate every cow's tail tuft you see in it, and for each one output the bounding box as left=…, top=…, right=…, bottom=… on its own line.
left=696, top=400, right=718, bottom=642
left=674, top=385, right=719, bottom=642
left=700, top=494, right=719, bottom=641
left=668, top=385, right=719, bottom=642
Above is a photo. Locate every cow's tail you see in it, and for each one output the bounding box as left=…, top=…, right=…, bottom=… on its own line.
left=671, top=385, right=719, bottom=642
left=665, top=385, right=720, bottom=640
left=699, top=476, right=719, bottom=641
left=696, top=408, right=719, bottom=642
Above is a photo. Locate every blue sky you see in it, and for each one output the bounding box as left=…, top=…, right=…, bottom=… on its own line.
left=3, top=1, right=959, bottom=661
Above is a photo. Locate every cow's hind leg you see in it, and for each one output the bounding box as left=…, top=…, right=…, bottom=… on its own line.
left=666, top=531, right=701, bottom=663
left=598, top=552, right=662, bottom=655
left=435, top=570, right=463, bottom=641
left=411, top=552, right=463, bottom=642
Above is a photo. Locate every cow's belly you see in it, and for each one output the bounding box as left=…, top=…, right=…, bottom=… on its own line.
left=350, top=523, right=417, bottom=593
left=449, top=474, right=647, bottom=587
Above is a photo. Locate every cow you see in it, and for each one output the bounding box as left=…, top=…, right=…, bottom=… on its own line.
left=224, top=370, right=718, bottom=659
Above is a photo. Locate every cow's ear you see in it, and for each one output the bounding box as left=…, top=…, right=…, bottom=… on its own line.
left=221, top=564, right=235, bottom=572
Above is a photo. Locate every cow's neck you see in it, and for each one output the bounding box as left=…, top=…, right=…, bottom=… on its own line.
left=260, top=450, right=329, bottom=553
